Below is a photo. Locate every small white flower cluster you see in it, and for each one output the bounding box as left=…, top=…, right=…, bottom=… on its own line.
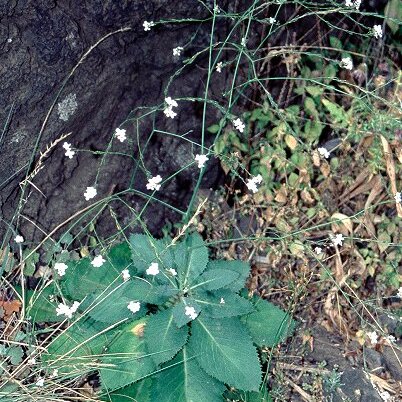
left=185, top=305, right=198, bottom=320
left=345, top=0, right=361, bottom=10
left=173, top=46, right=184, bottom=57
left=143, top=21, right=155, bottom=31
left=84, top=186, right=97, bottom=201
left=373, top=24, right=383, bottom=39
left=216, top=61, right=223, bottom=73
left=397, top=287, right=402, bottom=299
left=214, top=4, right=220, bottom=14
left=233, top=118, right=245, bottom=133
left=241, top=37, right=247, bottom=47
left=146, top=175, right=162, bottom=191
left=56, top=301, right=80, bottom=319
left=367, top=330, right=378, bottom=345
left=14, top=235, right=24, bottom=244
left=314, top=247, right=323, bottom=255
left=54, top=262, right=68, bottom=277
left=220, top=298, right=225, bottom=304
left=167, top=268, right=177, bottom=276
left=62, top=142, right=75, bottom=159
left=146, top=262, right=160, bottom=275
left=318, top=147, right=330, bottom=159
left=164, top=97, right=178, bottom=119
left=195, top=154, right=209, bottom=169
left=246, top=174, right=263, bottom=194
left=394, top=192, right=401, bottom=203
left=340, top=57, right=353, bottom=70
left=331, top=233, right=344, bottom=247
left=121, top=269, right=130, bottom=282
left=115, top=128, right=127, bottom=142
left=268, top=17, right=276, bottom=24
left=35, top=378, right=45, bottom=387
left=91, top=255, right=105, bottom=268
left=127, top=300, right=141, bottom=313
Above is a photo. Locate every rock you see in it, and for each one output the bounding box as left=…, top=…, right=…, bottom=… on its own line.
left=382, top=345, right=402, bottom=381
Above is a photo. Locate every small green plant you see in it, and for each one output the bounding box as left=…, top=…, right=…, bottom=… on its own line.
left=28, top=232, right=294, bottom=401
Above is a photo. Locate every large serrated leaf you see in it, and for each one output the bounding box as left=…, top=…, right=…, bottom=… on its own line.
left=241, top=298, right=295, bottom=347
left=108, top=242, right=135, bottom=272
left=100, top=377, right=152, bottom=402
left=194, top=289, right=255, bottom=318
left=193, top=269, right=239, bottom=291
left=25, top=285, right=62, bottom=323
left=61, top=258, right=118, bottom=300
left=43, top=319, right=113, bottom=376
left=205, top=260, right=250, bottom=292
left=174, top=233, right=208, bottom=286
left=99, top=318, right=156, bottom=392
left=151, top=346, right=225, bottom=402
left=189, top=316, right=262, bottom=391
left=129, top=234, right=173, bottom=274
left=144, top=309, right=188, bottom=366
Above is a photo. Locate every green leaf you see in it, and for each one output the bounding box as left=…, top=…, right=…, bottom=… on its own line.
left=25, top=285, right=62, bottom=323
left=385, top=0, right=402, bottom=34
left=205, top=260, right=250, bottom=292
left=322, top=99, right=347, bottom=127
left=241, top=298, right=295, bottom=347
left=304, top=97, right=319, bottom=120
left=6, top=346, right=23, bottom=365
left=61, top=258, right=118, bottom=300
left=194, top=290, right=255, bottom=318
left=22, top=249, right=39, bottom=276
left=207, top=124, right=220, bottom=134
left=100, top=378, right=152, bottom=402
left=129, top=234, right=174, bottom=275
left=100, top=318, right=156, bottom=392
left=189, top=316, right=262, bottom=391
left=108, top=242, right=134, bottom=272
left=144, top=309, right=188, bottom=366
left=194, top=269, right=239, bottom=291
left=329, top=36, right=343, bottom=50
left=43, top=319, right=113, bottom=376
left=151, top=346, right=225, bottom=402
left=174, top=233, right=209, bottom=285
left=305, top=85, right=324, bottom=98
left=172, top=299, right=201, bottom=328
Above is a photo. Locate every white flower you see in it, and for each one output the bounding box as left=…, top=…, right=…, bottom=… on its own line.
left=14, top=235, right=24, bottom=243
left=54, top=262, right=68, bottom=277
left=246, top=174, right=263, bottom=194
left=373, top=24, right=383, bottom=39
left=91, top=255, right=105, bottom=268
left=314, top=247, right=322, bottom=255
left=165, top=97, right=178, bottom=107
left=318, top=147, right=330, bottom=159
left=62, top=142, right=75, bottom=159
left=35, top=378, right=45, bottom=387
left=173, top=46, right=184, bottom=56
left=146, top=175, right=162, bottom=191
left=385, top=335, right=396, bottom=344
left=84, top=186, right=97, bottom=201
left=214, top=4, right=220, bottom=13
left=367, top=330, right=378, bottom=345
left=340, top=57, right=353, bottom=70
left=56, top=301, right=80, bottom=319
left=216, top=61, right=223, bottom=73
left=163, top=97, right=178, bottom=119
left=379, top=391, right=392, bottom=401
left=345, top=0, right=361, bottom=10
left=143, top=21, right=155, bottom=31
left=127, top=301, right=141, bottom=313
left=184, top=305, right=198, bottom=320
left=167, top=268, right=177, bottom=276
left=27, top=357, right=36, bottom=365
left=115, top=128, right=127, bottom=142
left=195, top=154, right=209, bottom=169
left=233, top=118, right=245, bottom=133
left=394, top=192, right=401, bottom=203
left=331, top=233, right=344, bottom=247
left=146, top=262, right=160, bottom=276
left=397, top=287, right=402, bottom=298
left=121, top=269, right=130, bottom=282
left=241, top=37, right=247, bottom=47
left=50, top=369, right=58, bottom=378
left=268, top=17, right=276, bottom=24
left=220, top=298, right=225, bottom=304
